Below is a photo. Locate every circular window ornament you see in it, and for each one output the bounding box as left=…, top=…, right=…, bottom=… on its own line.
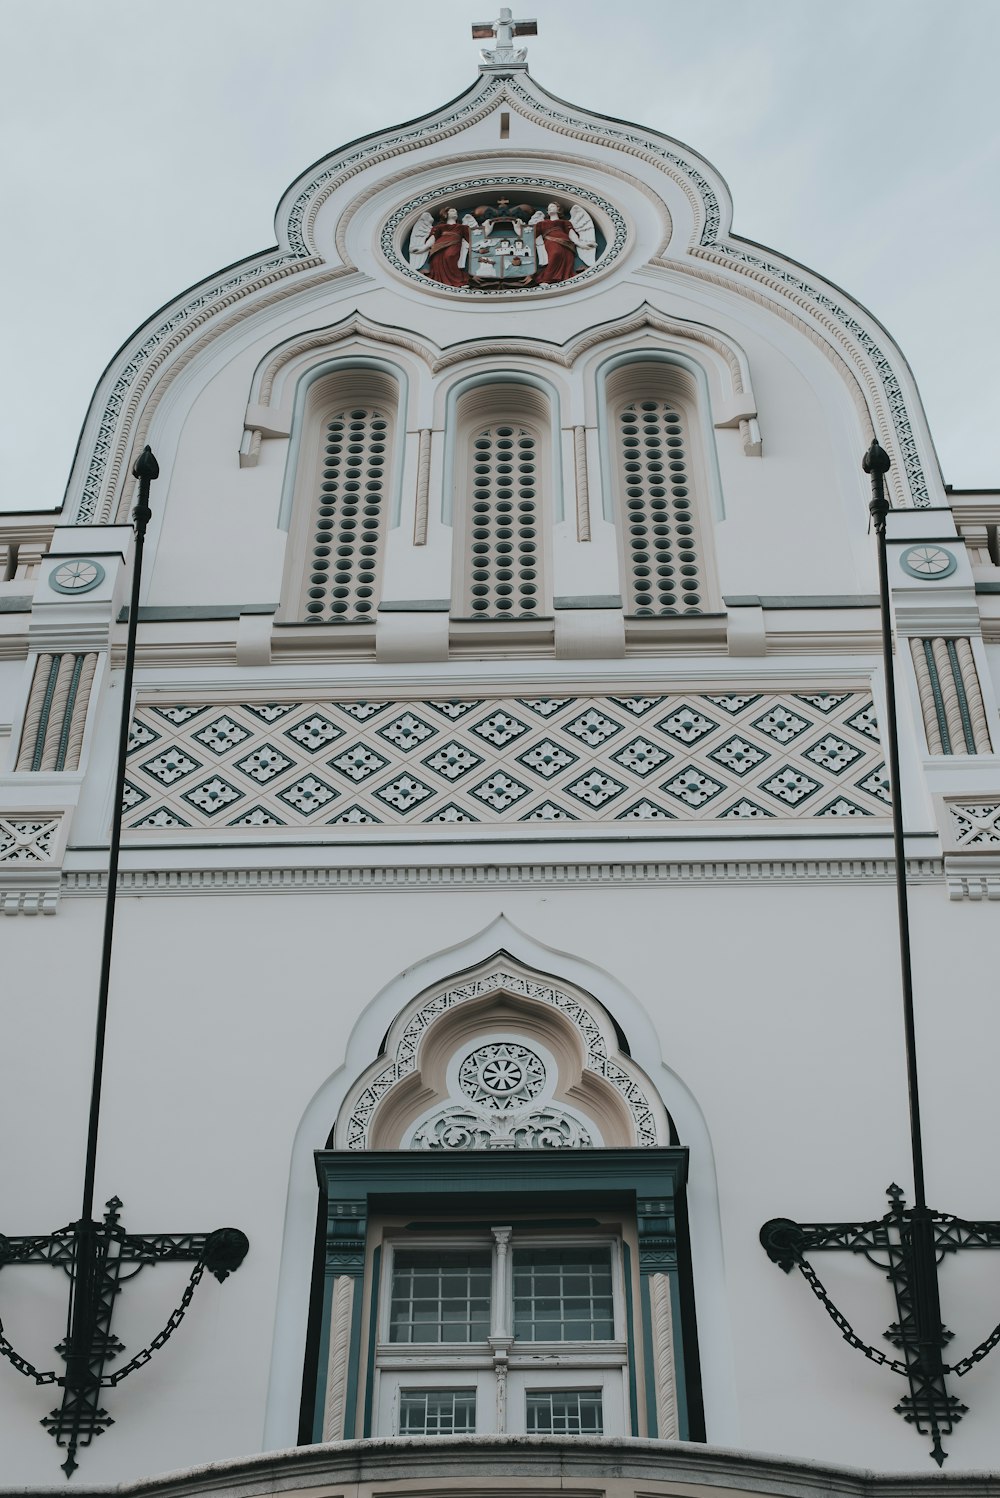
left=458, top=1042, right=546, bottom=1111
left=50, top=558, right=106, bottom=595
left=383, top=177, right=627, bottom=297
left=899, top=545, right=957, bottom=580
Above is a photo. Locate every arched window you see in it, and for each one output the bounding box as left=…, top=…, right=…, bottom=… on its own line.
left=453, top=384, right=550, bottom=620
left=280, top=367, right=399, bottom=624
left=605, top=361, right=715, bottom=618
left=302, top=960, right=701, bottom=1447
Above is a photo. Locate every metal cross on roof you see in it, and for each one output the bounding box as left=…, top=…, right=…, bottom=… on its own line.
left=472, top=7, right=536, bottom=72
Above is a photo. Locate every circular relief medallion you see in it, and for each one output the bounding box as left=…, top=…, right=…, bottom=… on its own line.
left=459, top=1042, right=546, bottom=1111
left=899, top=545, right=957, bottom=580
left=384, top=177, right=626, bottom=295
left=50, top=558, right=106, bottom=595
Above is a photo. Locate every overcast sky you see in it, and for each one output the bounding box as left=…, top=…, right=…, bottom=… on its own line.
left=2, top=0, right=997, bottom=513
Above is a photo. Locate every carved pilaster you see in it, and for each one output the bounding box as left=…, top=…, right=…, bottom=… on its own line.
left=314, top=1198, right=367, bottom=1442
left=573, top=426, right=591, bottom=541
left=322, top=1275, right=355, bottom=1440
left=413, top=428, right=433, bottom=545
left=647, top=1272, right=679, bottom=1439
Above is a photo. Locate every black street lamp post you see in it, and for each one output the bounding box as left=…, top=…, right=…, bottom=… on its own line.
left=759, top=441, right=1000, bottom=1465
left=0, top=449, right=249, bottom=1478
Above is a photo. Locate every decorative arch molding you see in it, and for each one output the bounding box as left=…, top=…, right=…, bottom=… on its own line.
left=69, top=72, right=931, bottom=523
left=252, top=316, right=438, bottom=410
left=262, top=914, right=737, bottom=1452
left=336, top=953, right=665, bottom=1151
left=332, top=147, right=671, bottom=290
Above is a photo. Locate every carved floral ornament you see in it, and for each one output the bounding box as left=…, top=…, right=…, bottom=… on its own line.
left=338, top=961, right=664, bottom=1152
left=389, top=179, right=622, bottom=293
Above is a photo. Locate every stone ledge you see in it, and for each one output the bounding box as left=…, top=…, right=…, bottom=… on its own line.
left=7, top=1436, right=997, bottom=1498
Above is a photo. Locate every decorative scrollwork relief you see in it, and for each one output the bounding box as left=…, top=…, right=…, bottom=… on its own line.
left=410, top=1103, right=592, bottom=1151
left=346, top=963, right=659, bottom=1150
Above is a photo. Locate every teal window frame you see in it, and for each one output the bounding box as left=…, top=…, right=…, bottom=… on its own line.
left=303, top=1147, right=699, bottom=1445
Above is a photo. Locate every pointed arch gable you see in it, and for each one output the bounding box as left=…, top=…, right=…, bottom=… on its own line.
left=334, top=953, right=666, bottom=1151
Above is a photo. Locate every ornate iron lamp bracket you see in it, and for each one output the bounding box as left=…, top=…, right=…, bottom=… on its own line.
left=0, top=1197, right=248, bottom=1477
left=761, top=1185, right=1000, bottom=1464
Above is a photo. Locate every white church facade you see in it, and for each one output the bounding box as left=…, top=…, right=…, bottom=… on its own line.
left=2, top=13, right=1000, bottom=1495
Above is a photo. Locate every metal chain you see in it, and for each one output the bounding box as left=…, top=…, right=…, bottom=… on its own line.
left=0, top=1314, right=58, bottom=1384
left=795, top=1257, right=909, bottom=1376
left=948, top=1318, right=1000, bottom=1377
left=101, top=1262, right=205, bottom=1387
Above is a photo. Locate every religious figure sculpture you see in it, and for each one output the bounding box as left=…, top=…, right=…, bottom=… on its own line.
left=407, top=196, right=597, bottom=288
left=408, top=206, right=471, bottom=286
left=529, top=203, right=597, bottom=283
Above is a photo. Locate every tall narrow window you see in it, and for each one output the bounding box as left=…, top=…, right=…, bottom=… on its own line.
left=605, top=362, right=715, bottom=618
left=468, top=423, right=540, bottom=617
left=453, top=382, right=552, bottom=620
left=280, top=367, right=399, bottom=625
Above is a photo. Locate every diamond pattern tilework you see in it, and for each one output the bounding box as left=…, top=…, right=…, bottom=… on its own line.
left=244, top=703, right=296, bottom=723
left=610, top=737, right=672, bottom=777
left=235, top=744, right=294, bottom=784
left=470, top=710, right=530, bottom=746
left=658, top=705, right=718, bottom=745
left=803, top=734, right=863, bottom=774
left=128, top=720, right=160, bottom=753
left=277, top=776, right=338, bottom=815
left=516, top=739, right=578, bottom=778
left=378, top=712, right=437, bottom=751
left=141, top=749, right=201, bottom=786
left=150, top=705, right=207, bottom=726
left=752, top=706, right=810, bottom=744
left=329, top=743, right=390, bottom=782
left=181, top=777, right=243, bottom=816
left=422, top=741, right=484, bottom=781
left=284, top=714, right=343, bottom=751
left=708, top=735, right=767, bottom=776
left=123, top=691, right=889, bottom=831
left=228, top=805, right=286, bottom=827
left=192, top=716, right=251, bottom=755
left=564, top=708, right=621, bottom=746
left=617, top=799, right=675, bottom=820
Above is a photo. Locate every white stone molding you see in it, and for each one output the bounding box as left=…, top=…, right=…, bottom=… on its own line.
left=60, top=855, right=947, bottom=899
left=341, top=959, right=662, bottom=1152
left=321, top=1275, right=355, bottom=1441
left=648, top=1271, right=679, bottom=1440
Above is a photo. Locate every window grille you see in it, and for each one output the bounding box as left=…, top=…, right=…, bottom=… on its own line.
left=303, top=406, right=389, bottom=623
left=467, top=424, right=540, bottom=618
left=398, top=1388, right=477, bottom=1435
left=525, top=1389, right=604, bottom=1434
left=512, top=1247, right=614, bottom=1341
left=617, top=400, right=703, bottom=616
left=388, top=1250, right=492, bottom=1343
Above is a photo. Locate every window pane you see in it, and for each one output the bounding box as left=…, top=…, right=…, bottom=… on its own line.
left=389, top=1250, right=491, bottom=1343
left=525, top=1390, right=603, bottom=1435
left=513, top=1247, right=614, bottom=1341
left=399, top=1389, right=477, bottom=1435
